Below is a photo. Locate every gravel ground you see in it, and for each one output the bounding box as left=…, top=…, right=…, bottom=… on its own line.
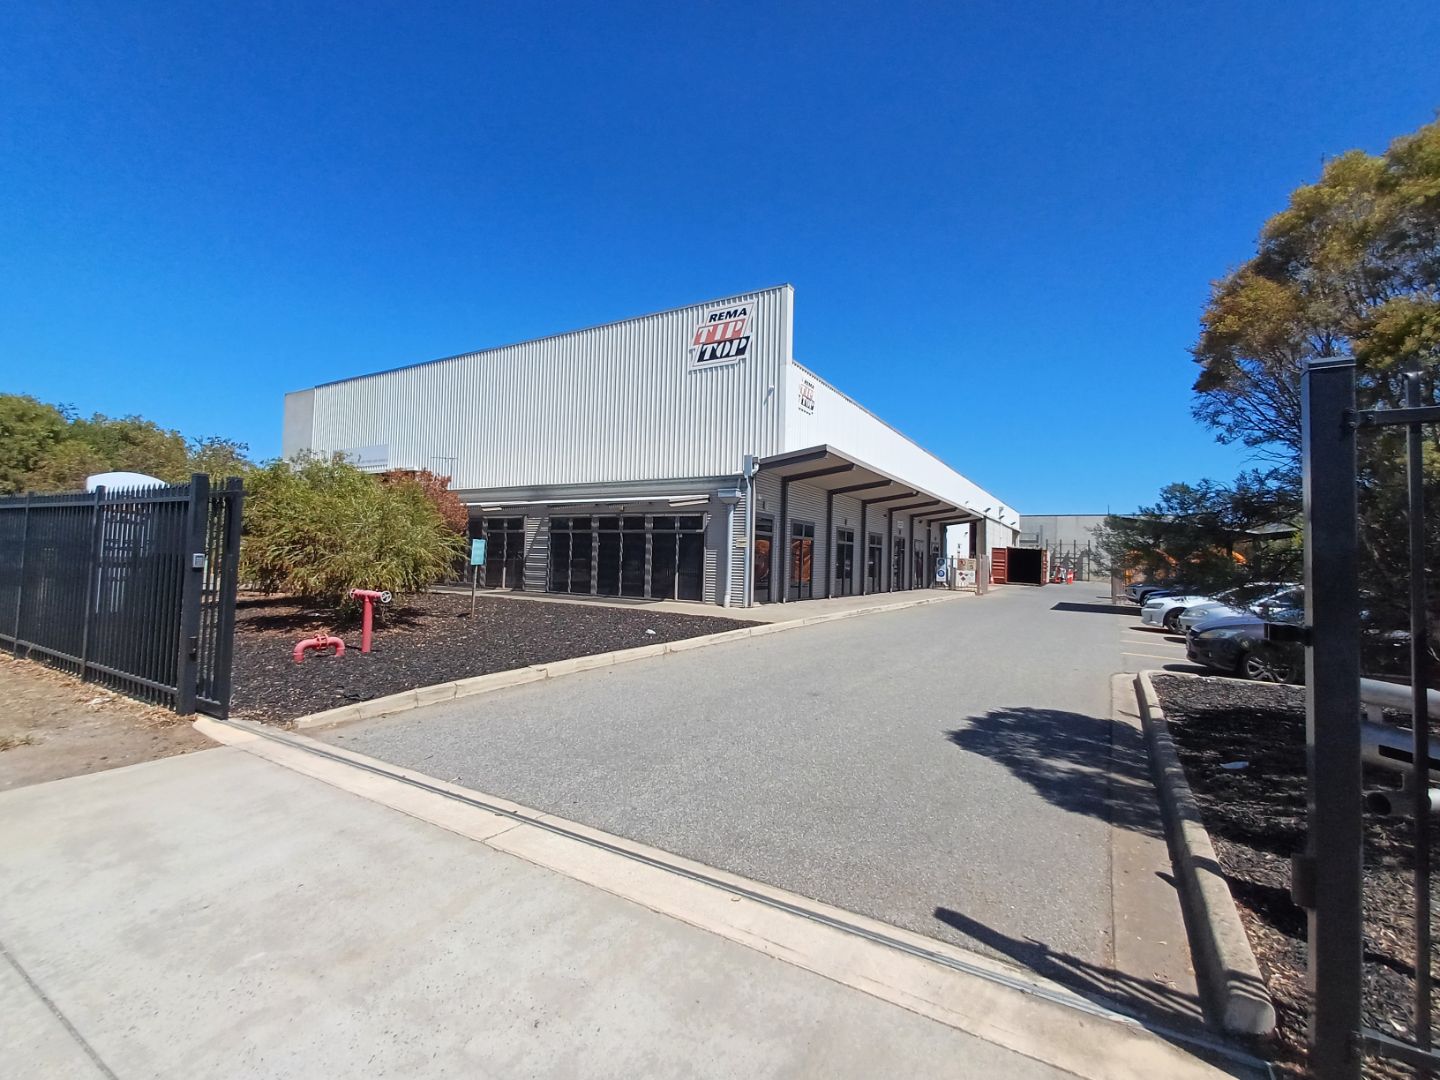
left=230, top=591, right=752, bottom=723
left=0, top=655, right=212, bottom=790
left=1153, top=674, right=1439, bottom=1080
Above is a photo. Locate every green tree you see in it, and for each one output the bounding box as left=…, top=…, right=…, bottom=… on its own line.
left=0, top=395, right=69, bottom=493
left=187, top=436, right=253, bottom=482
left=1190, top=117, right=1440, bottom=647
left=19, top=439, right=112, bottom=492
left=240, top=456, right=466, bottom=607
left=1193, top=119, right=1440, bottom=455
left=68, top=414, right=191, bottom=482
left=1095, top=471, right=1301, bottom=594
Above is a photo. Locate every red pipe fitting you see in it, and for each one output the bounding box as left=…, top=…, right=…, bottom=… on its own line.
left=293, top=634, right=345, bottom=663
left=349, top=589, right=392, bottom=654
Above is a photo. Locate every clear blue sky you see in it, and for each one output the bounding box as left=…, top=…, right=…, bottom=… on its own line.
left=2, top=3, right=1437, bottom=513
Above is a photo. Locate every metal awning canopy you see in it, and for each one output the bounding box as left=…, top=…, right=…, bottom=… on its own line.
left=754, top=444, right=980, bottom=523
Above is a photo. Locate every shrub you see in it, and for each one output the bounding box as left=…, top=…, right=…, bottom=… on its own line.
left=241, top=456, right=467, bottom=606
left=380, top=469, right=468, bottom=534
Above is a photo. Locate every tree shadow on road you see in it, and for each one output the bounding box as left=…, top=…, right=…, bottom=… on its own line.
left=944, top=707, right=1163, bottom=840
left=1050, top=601, right=1141, bottom=616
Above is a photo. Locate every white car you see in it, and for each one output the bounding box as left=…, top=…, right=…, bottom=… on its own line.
left=1140, top=592, right=1216, bottom=632
left=1177, top=585, right=1302, bottom=635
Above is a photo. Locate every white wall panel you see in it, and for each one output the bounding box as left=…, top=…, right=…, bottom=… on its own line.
left=783, top=362, right=1017, bottom=526
left=298, top=286, right=792, bottom=487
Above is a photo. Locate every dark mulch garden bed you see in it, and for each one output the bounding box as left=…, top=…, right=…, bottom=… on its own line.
left=1153, top=674, right=1440, bottom=1079
left=230, top=591, right=752, bottom=724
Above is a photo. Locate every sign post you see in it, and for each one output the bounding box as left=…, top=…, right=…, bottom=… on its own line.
left=469, top=538, right=487, bottom=617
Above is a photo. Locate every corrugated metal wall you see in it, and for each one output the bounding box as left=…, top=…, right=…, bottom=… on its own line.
left=290, top=286, right=792, bottom=487
left=522, top=516, right=547, bottom=592
left=727, top=490, right=747, bottom=606
left=783, top=361, right=1018, bottom=528
left=702, top=498, right=722, bottom=604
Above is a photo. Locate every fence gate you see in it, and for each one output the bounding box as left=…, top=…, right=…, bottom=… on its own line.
left=0, top=474, right=244, bottom=718
left=1299, top=360, right=1436, bottom=1079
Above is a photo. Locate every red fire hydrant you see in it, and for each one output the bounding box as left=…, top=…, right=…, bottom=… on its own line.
left=349, top=589, right=392, bottom=654
left=294, top=634, right=345, bottom=663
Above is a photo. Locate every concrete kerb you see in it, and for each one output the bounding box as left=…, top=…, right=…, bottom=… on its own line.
left=1135, top=670, right=1276, bottom=1036
left=292, top=591, right=964, bottom=730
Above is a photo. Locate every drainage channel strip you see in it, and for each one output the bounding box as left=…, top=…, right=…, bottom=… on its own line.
left=216, top=717, right=1264, bottom=1071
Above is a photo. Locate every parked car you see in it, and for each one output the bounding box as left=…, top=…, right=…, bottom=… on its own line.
left=1126, top=581, right=1195, bottom=606
left=1186, top=608, right=1305, bottom=682
left=1176, top=584, right=1301, bottom=635
left=1140, top=591, right=1218, bottom=632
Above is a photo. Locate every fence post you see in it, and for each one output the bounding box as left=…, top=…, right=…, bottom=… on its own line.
left=78, top=486, right=106, bottom=680
left=1299, top=359, right=1363, bottom=1080
left=174, top=474, right=210, bottom=716
left=1403, top=371, right=1433, bottom=1074
left=12, top=494, right=31, bottom=656
left=208, top=478, right=245, bottom=718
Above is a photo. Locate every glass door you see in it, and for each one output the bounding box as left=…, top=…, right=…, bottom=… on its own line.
left=790, top=521, right=815, bottom=600
left=834, top=528, right=855, bottom=596
left=620, top=517, right=646, bottom=597
left=754, top=515, right=774, bottom=602
left=866, top=533, right=883, bottom=593
left=483, top=517, right=526, bottom=589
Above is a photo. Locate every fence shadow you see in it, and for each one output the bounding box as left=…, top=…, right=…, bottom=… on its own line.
left=945, top=706, right=1163, bottom=840
left=932, top=906, right=1208, bottom=1032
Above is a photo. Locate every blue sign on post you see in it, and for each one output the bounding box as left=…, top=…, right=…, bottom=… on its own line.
left=468, top=538, right=487, bottom=617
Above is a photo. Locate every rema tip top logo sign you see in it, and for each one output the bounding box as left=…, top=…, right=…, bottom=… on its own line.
left=688, top=302, right=752, bottom=369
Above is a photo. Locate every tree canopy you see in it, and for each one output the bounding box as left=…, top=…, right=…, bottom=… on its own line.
left=1192, top=119, right=1440, bottom=461
left=1183, top=117, right=1440, bottom=641
left=0, top=393, right=250, bottom=493
left=1095, top=470, right=1301, bottom=594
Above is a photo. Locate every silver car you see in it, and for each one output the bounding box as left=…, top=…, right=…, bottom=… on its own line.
left=1176, top=585, right=1301, bottom=635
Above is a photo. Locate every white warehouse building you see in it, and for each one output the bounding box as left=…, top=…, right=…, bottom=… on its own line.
left=282, top=285, right=1018, bottom=607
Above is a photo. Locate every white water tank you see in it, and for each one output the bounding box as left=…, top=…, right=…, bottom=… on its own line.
left=85, top=471, right=167, bottom=492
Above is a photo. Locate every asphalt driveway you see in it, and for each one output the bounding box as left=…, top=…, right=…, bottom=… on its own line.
left=324, top=585, right=1140, bottom=973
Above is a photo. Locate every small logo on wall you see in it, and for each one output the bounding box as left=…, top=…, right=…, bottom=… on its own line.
left=688, top=303, right=752, bottom=368
left=798, top=378, right=815, bottom=414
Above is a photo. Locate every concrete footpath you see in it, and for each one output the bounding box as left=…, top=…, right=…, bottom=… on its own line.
left=0, top=727, right=1257, bottom=1080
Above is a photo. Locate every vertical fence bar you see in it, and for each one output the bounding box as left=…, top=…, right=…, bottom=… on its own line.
left=78, top=486, right=105, bottom=679
left=1405, top=372, right=1433, bottom=1076
left=173, top=475, right=209, bottom=715
left=1300, top=359, right=1364, bottom=1080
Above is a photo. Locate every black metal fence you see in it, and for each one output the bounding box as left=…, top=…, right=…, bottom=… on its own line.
left=0, top=474, right=243, bottom=718
left=1299, top=361, right=1437, bottom=1079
